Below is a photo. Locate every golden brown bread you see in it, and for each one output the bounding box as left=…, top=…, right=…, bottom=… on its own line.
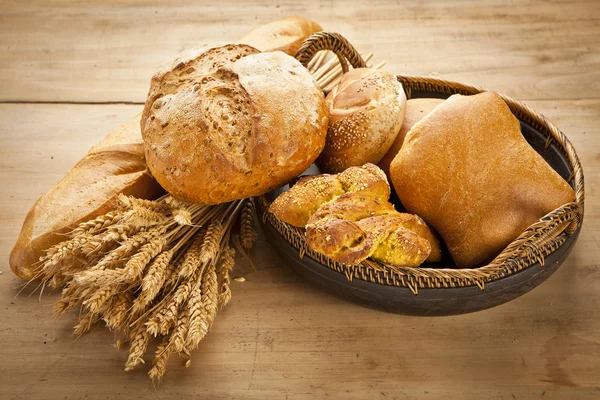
left=269, top=163, right=441, bottom=266
left=305, top=198, right=433, bottom=267
left=268, top=175, right=345, bottom=228
left=357, top=216, right=431, bottom=267
left=237, top=16, right=322, bottom=55
left=269, top=163, right=390, bottom=227
left=9, top=115, right=164, bottom=280
left=390, top=91, right=576, bottom=268
left=306, top=192, right=441, bottom=264
left=142, top=46, right=328, bottom=204
left=316, top=68, right=407, bottom=173
left=378, top=98, right=444, bottom=178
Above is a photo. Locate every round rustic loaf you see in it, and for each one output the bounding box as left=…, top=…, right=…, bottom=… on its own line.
left=141, top=45, right=328, bottom=204
left=316, top=68, right=407, bottom=174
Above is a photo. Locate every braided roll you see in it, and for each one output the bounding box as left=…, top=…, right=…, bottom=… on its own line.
left=269, top=164, right=441, bottom=267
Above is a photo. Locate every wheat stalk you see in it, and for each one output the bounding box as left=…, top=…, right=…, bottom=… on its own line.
left=240, top=199, right=257, bottom=249
left=125, top=325, right=151, bottom=371
left=217, top=246, right=235, bottom=308
left=70, top=211, right=122, bottom=237
left=148, top=338, right=172, bottom=381
left=35, top=192, right=253, bottom=380
left=186, top=263, right=218, bottom=350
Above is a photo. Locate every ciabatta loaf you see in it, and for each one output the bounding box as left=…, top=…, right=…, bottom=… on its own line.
left=390, top=92, right=576, bottom=268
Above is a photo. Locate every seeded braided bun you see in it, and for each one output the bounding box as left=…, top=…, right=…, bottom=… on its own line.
left=269, top=163, right=441, bottom=267
left=316, top=68, right=407, bottom=173
left=141, top=46, right=328, bottom=204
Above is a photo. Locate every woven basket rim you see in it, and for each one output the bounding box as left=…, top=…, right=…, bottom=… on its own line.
left=257, top=74, right=585, bottom=292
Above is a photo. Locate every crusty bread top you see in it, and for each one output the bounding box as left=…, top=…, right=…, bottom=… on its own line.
left=269, top=163, right=391, bottom=227
left=237, top=16, right=322, bottom=55
left=142, top=47, right=328, bottom=204
left=390, top=91, right=575, bottom=268
left=317, top=68, right=407, bottom=173
left=141, top=44, right=261, bottom=133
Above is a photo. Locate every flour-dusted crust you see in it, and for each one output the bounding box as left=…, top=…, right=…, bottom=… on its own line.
left=141, top=46, right=328, bottom=204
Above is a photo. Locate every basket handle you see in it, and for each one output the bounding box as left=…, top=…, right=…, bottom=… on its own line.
left=295, top=32, right=367, bottom=73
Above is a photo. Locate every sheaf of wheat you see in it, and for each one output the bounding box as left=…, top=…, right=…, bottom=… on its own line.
left=32, top=193, right=257, bottom=381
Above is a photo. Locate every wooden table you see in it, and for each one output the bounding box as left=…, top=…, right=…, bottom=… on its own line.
left=1, top=1, right=599, bottom=399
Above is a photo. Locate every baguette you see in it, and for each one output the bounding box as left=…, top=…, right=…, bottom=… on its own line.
left=237, top=16, right=322, bottom=55
left=10, top=115, right=163, bottom=280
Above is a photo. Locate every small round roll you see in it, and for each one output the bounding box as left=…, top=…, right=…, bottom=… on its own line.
left=316, top=68, right=407, bottom=174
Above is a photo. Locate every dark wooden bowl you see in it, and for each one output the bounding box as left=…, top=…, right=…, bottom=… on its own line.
left=257, top=91, right=582, bottom=316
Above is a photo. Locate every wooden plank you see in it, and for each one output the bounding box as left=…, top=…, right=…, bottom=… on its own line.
left=0, top=0, right=599, bottom=103
left=0, top=101, right=598, bottom=398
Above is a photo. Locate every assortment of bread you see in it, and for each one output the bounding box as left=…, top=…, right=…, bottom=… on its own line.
left=270, top=164, right=441, bottom=266
left=317, top=68, right=407, bottom=173
left=8, top=18, right=581, bottom=380
left=9, top=16, right=323, bottom=280
left=390, top=92, right=575, bottom=268
left=9, top=18, right=577, bottom=276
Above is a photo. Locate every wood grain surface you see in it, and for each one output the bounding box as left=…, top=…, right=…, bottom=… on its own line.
left=1, top=1, right=599, bottom=399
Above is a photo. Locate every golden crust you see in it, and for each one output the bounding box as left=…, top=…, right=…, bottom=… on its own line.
left=305, top=216, right=373, bottom=265
left=10, top=115, right=164, bottom=280
left=269, top=174, right=344, bottom=227
left=270, top=163, right=441, bottom=267
left=378, top=98, right=444, bottom=179
left=390, top=91, right=575, bottom=268
left=142, top=46, right=328, bottom=204
left=317, top=68, right=407, bottom=173
left=237, top=16, right=323, bottom=56
left=269, top=163, right=389, bottom=227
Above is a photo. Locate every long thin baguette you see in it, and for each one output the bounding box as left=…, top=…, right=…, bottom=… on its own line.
left=237, top=16, right=322, bottom=55
left=10, top=115, right=163, bottom=280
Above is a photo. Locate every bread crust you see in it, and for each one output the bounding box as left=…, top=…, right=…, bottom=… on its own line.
left=142, top=47, right=328, bottom=204
left=317, top=68, right=407, bottom=173
left=237, top=16, right=323, bottom=55
left=9, top=115, right=164, bottom=280
left=378, top=98, right=444, bottom=178
left=390, top=91, right=576, bottom=268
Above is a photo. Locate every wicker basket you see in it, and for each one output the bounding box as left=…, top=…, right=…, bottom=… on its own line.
left=257, top=32, right=584, bottom=308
